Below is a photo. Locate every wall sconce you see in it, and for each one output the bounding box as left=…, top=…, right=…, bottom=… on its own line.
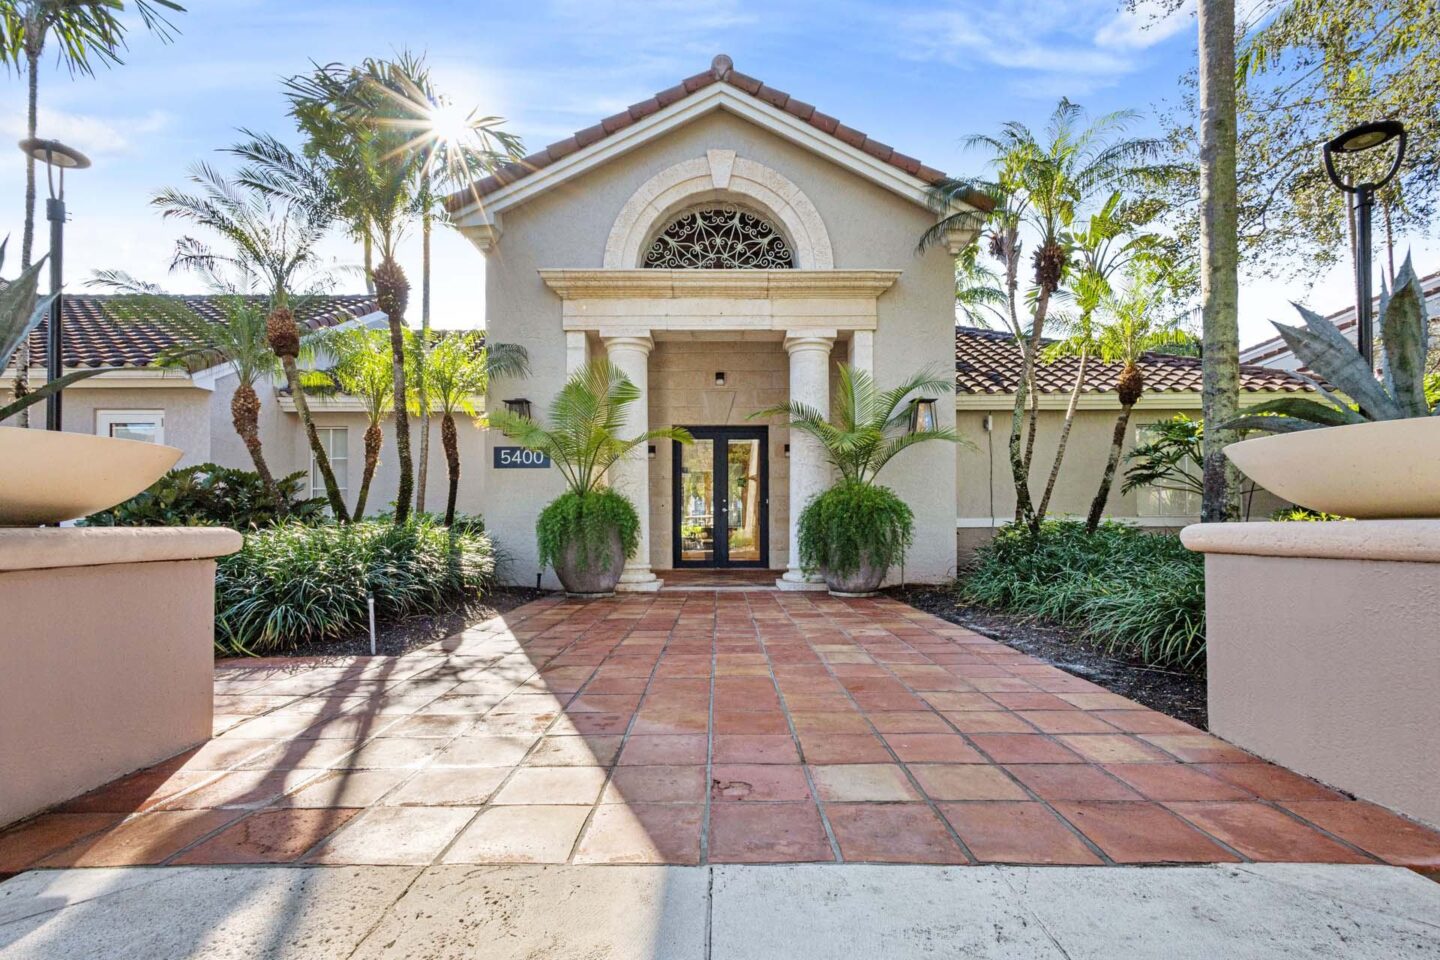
left=714, top=371, right=726, bottom=386
left=501, top=398, right=531, bottom=438
left=908, top=398, right=937, bottom=434
left=783, top=443, right=790, bottom=458
left=647, top=444, right=657, bottom=460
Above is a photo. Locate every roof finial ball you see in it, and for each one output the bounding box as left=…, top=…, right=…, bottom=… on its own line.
left=712, top=54, right=733, bottom=79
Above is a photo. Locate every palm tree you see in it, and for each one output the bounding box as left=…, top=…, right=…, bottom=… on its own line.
left=754, top=364, right=966, bottom=486
left=0, top=0, right=182, bottom=424
left=1033, top=193, right=1161, bottom=524
left=1084, top=270, right=1195, bottom=533
left=953, top=245, right=1008, bottom=329
left=324, top=327, right=392, bottom=520
left=88, top=268, right=304, bottom=509
left=152, top=161, right=350, bottom=520
left=923, top=100, right=1166, bottom=528
left=408, top=331, right=528, bottom=525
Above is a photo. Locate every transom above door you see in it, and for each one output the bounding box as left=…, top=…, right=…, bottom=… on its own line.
left=672, top=426, right=769, bottom=569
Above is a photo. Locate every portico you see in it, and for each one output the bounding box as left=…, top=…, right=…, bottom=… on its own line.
left=539, top=269, right=898, bottom=589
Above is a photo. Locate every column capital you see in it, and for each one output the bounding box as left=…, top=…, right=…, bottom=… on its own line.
left=783, top=330, right=837, bottom=354
left=600, top=332, right=655, bottom=356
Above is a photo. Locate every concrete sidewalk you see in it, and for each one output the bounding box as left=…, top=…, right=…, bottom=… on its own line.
left=2, top=863, right=1437, bottom=959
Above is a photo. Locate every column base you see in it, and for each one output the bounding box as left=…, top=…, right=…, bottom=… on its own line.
left=775, top=570, right=827, bottom=592
left=616, top=569, right=664, bottom=593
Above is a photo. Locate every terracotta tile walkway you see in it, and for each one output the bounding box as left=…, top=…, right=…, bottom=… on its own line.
left=4, top=592, right=1440, bottom=873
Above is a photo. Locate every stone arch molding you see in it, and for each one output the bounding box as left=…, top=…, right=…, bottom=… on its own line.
left=604, top=150, right=834, bottom=269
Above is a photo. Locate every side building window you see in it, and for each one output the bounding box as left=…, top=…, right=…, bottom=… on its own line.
left=1132, top=421, right=1201, bottom=519
left=97, top=410, right=164, bottom=444
left=312, top=427, right=349, bottom=500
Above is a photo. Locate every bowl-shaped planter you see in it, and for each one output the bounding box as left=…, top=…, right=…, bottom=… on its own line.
left=1225, top=417, right=1440, bottom=519
left=0, top=427, right=182, bottom=526
left=822, top=557, right=887, bottom=597
left=552, top=526, right=625, bottom=598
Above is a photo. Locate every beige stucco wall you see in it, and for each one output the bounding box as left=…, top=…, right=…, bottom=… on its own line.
left=1185, top=521, right=1440, bottom=829
left=0, top=528, right=236, bottom=827
left=955, top=403, right=1291, bottom=564
left=482, top=109, right=958, bottom=586
left=3, top=382, right=213, bottom=468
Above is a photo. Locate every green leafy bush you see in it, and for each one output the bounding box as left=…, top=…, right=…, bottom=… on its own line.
left=797, top=481, right=914, bottom=577
left=536, top=489, right=639, bottom=569
left=960, top=520, right=1205, bottom=669
left=1270, top=506, right=1349, bottom=522
left=214, top=518, right=496, bottom=655
left=83, top=464, right=327, bottom=529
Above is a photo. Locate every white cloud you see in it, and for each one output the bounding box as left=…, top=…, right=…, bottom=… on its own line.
left=1094, top=0, right=1194, bottom=51
left=0, top=107, right=171, bottom=157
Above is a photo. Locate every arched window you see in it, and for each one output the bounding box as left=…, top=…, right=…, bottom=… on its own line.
left=642, top=206, right=794, bottom=269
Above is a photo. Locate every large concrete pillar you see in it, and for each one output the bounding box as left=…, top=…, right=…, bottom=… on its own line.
left=603, top=333, right=662, bottom=592
left=779, top=331, right=835, bottom=589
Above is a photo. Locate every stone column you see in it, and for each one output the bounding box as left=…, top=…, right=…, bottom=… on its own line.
left=603, top=333, right=662, bottom=592
left=779, top=331, right=835, bottom=589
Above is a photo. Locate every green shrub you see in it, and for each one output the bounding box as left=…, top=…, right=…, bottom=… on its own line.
left=536, top=489, right=639, bottom=570
left=797, top=481, right=914, bottom=576
left=960, top=519, right=1205, bottom=670
left=1270, top=506, right=1349, bottom=522
left=83, top=463, right=327, bottom=529
left=214, top=518, right=496, bottom=655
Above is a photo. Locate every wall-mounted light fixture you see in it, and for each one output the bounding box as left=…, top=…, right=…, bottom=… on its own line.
left=500, top=398, right=531, bottom=437
left=714, top=371, right=726, bottom=386
left=908, top=398, right=937, bottom=434
left=647, top=444, right=657, bottom=460
left=783, top=443, right=790, bottom=458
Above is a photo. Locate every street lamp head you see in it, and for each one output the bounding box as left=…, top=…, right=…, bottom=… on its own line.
left=1322, top=120, right=1406, bottom=193
left=18, top=138, right=91, bottom=170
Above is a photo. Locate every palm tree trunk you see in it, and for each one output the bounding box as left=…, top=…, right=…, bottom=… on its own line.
left=230, top=382, right=283, bottom=510
left=373, top=257, right=413, bottom=523
left=1021, top=284, right=1055, bottom=473
left=1035, top=349, right=1087, bottom=526
left=1086, top=402, right=1134, bottom=534
left=1198, top=0, right=1242, bottom=523
left=283, top=354, right=350, bottom=521
left=353, top=421, right=382, bottom=521
left=416, top=208, right=432, bottom=514
left=14, top=43, right=41, bottom=427
left=362, top=232, right=375, bottom=295
left=1002, top=231, right=1037, bottom=524
left=442, top=411, right=460, bottom=526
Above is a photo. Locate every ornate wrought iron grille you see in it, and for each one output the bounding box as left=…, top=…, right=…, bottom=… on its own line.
left=642, top=206, right=794, bottom=269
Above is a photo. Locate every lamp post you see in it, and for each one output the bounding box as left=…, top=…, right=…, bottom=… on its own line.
left=17, top=138, right=91, bottom=431
left=1321, top=120, right=1406, bottom=368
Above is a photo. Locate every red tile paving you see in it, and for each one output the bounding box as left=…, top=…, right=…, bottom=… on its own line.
left=3, top=592, right=1439, bottom=872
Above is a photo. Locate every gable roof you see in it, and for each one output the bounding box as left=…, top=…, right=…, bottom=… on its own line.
left=445, top=54, right=991, bottom=216
left=11, top=294, right=380, bottom=371
left=955, top=326, right=1310, bottom=396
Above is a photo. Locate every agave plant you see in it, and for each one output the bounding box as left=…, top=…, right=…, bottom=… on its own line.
left=1, top=238, right=102, bottom=422
left=1229, top=256, right=1437, bottom=433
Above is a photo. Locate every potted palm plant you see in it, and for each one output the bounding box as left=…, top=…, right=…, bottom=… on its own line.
left=755, top=364, right=965, bottom=596
left=488, top=359, right=690, bottom=597
left=1223, top=256, right=1440, bottom=518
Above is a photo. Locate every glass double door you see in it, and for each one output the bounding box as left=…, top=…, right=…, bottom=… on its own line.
left=672, top=426, right=769, bottom=568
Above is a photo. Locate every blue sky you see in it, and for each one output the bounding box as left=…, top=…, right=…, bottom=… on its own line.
left=0, top=0, right=1400, bottom=345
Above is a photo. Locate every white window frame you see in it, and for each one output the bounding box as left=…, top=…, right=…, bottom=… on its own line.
left=311, top=426, right=349, bottom=499
left=96, top=409, right=165, bottom=445
left=1132, top=420, right=1202, bottom=519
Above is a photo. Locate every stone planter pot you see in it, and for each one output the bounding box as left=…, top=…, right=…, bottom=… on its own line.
left=553, top=527, right=626, bottom=597
left=822, top=557, right=886, bottom=597
left=0, top=427, right=181, bottom=526
left=1225, top=417, right=1440, bottom=519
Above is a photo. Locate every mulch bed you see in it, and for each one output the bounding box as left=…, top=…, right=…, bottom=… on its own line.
left=889, top=585, right=1208, bottom=730
left=272, top=586, right=552, bottom=659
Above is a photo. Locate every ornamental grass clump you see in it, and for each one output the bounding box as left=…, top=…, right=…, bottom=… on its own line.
left=214, top=517, right=495, bottom=655
left=961, top=519, right=1206, bottom=670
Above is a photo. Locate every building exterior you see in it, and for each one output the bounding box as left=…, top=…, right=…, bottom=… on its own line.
left=447, top=54, right=1307, bottom=590
left=0, top=295, right=489, bottom=520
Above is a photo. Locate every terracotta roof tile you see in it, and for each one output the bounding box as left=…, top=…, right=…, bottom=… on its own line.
left=11, top=294, right=379, bottom=372
left=954, top=326, right=1309, bottom=397
left=445, top=55, right=991, bottom=213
